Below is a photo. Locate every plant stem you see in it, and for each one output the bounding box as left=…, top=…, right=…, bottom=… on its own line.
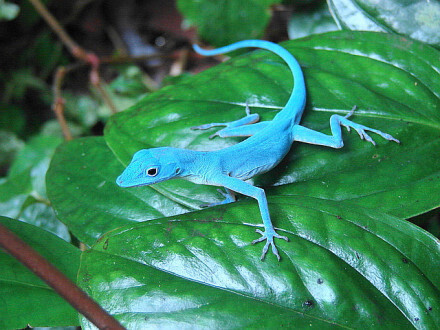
left=0, top=223, right=125, bottom=329
left=90, top=67, right=118, bottom=114
left=27, top=0, right=91, bottom=63
left=52, top=66, right=73, bottom=141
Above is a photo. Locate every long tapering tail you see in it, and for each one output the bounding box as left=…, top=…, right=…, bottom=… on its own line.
left=193, top=40, right=306, bottom=124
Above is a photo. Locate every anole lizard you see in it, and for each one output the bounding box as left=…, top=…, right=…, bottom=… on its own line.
left=116, top=40, right=399, bottom=261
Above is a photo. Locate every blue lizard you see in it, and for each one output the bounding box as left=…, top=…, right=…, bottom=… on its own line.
left=116, top=40, right=399, bottom=261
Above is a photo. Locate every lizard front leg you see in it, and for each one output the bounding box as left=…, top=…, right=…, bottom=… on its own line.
left=191, top=103, right=261, bottom=139
left=210, top=174, right=288, bottom=260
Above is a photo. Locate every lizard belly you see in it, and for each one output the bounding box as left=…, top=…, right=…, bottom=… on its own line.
left=227, top=145, right=287, bottom=180
left=183, top=174, right=225, bottom=186
left=226, top=129, right=292, bottom=181
left=233, top=161, right=277, bottom=180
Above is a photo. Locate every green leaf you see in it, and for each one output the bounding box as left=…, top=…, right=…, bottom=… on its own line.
left=78, top=197, right=440, bottom=329
left=0, top=216, right=80, bottom=328
left=327, top=0, right=440, bottom=48
left=0, top=103, right=25, bottom=134
left=62, top=92, right=100, bottom=129
left=25, top=31, right=68, bottom=78
left=105, top=31, right=440, bottom=219
left=0, top=176, right=69, bottom=241
left=177, top=0, right=281, bottom=46
left=0, top=135, right=69, bottom=240
left=110, top=65, right=150, bottom=97
left=0, top=0, right=19, bottom=21
left=0, top=130, right=24, bottom=171
left=3, top=68, right=50, bottom=104
left=94, top=84, right=142, bottom=120
left=0, top=171, right=31, bottom=219
left=288, top=0, right=339, bottom=39
left=9, top=135, right=62, bottom=199
left=19, top=197, right=71, bottom=241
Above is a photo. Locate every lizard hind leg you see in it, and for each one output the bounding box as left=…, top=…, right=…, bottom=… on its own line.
left=191, top=102, right=260, bottom=139
left=293, top=107, right=400, bottom=148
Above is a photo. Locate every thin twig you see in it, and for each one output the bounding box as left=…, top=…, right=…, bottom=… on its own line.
left=52, top=97, right=72, bottom=141
left=27, top=0, right=92, bottom=63
left=90, top=66, right=118, bottom=114
left=52, top=66, right=73, bottom=141
left=0, top=223, right=125, bottom=329
left=100, top=52, right=175, bottom=65
left=170, top=48, right=190, bottom=76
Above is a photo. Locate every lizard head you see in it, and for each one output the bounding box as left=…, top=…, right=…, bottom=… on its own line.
left=116, top=147, right=182, bottom=188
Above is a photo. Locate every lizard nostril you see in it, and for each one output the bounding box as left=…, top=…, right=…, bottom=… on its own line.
left=116, top=176, right=124, bottom=186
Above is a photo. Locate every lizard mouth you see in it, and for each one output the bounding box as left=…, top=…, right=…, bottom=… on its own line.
left=116, top=175, right=130, bottom=187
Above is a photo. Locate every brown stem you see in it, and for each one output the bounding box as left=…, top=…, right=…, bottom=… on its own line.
left=52, top=97, right=72, bottom=141
left=52, top=66, right=73, bottom=141
left=170, top=48, right=190, bottom=76
left=0, top=223, right=125, bottom=329
left=27, top=0, right=82, bottom=59
left=90, top=67, right=118, bottom=114
left=27, top=0, right=103, bottom=67
left=100, top=52, right=174, bottom=65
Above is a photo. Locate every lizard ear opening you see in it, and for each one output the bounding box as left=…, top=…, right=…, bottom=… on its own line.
left=175, top=167, right=181, bottom=175
left=146, top=167, right=158, bottom=177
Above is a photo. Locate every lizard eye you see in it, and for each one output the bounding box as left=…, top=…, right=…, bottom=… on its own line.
left=146, top=167, right=158, bottom=177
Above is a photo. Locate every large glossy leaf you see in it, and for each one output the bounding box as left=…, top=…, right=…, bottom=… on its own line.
left=78, top=197, right=440, bottom=329
left=327, top=0, right=440, bottom=48
left=0, top=216, right=80, bottom=329
left=177, top=0, right=280, bottom=47
left=105, top=31, right=440, bottom=219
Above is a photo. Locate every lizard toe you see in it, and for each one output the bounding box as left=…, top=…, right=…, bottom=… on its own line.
left=252, top=229, right=287, bottom=261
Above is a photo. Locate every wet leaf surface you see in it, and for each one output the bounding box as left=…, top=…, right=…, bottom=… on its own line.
left=0, top=216, right=80, bottom=328
left=79, top=197, right=440, bottom=329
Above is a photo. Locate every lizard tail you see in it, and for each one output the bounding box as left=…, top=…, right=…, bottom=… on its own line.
left=193, top=40, right=306, bottom=125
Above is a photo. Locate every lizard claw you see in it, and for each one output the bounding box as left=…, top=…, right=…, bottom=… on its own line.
left=191, top=124, right=210, bottom=130
left=353, top=128, right=376, bottom=145
left=351, top=126, right=400, bottom=146
left=252, top=229, right=288, bottom=261
left=245, top=101, right=251, bottom=115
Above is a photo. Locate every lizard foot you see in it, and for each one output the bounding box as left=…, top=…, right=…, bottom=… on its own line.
left=340, top=119, right=400, bottom=145
left=349, top=124, right=400, bottom=145
left=252, top=229, right=289, bottom=261
left=339, top=106, right=400, bottom=145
